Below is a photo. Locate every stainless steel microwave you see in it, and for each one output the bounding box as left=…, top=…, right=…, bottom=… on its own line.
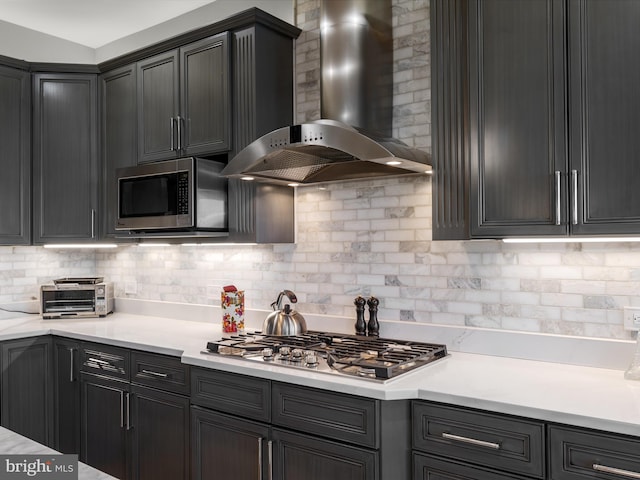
left=115, top=157, right=228, bottom=233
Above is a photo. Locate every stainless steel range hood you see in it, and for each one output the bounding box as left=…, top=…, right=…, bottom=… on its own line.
left=222, top=0, right=431, bottom=185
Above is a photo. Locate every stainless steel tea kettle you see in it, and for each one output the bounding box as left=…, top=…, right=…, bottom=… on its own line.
left=262, top=290, right=307, bottom=336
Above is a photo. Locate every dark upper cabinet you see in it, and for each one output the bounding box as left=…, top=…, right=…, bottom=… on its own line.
left=137, top=50, right=180, bottom=163
left=137, top=33, right=229, bottom=163
left=432, top=0, right=640, bottom=239
left=1, top=337, right=53, bottom=446
left=0, top=65, right=30, bottom=245
left=568, top=0, right=640, bottom=234
left=32, top=73, right=99, bottom=244
left=180, top=34, right=230, bottom=156
left=101, top=64, right=138, bottom=237
left=468, top=0, right=567, bottom=238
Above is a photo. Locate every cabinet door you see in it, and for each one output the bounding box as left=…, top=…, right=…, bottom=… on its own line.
left=468, top=0, right=567, bottom=237
left=0, top=65, right=30, bottom=245
left=191, top=406, right=269, bottom=480
left=272, top=428, right=379, bottom=480
left=32, top=73, right=99, bottom=243
left=1, top=337, right=53, bottom=446
left=180, top=33, right=230, bottom=155
left=130, top=385, right=189, bottom=480
left=414, top=452, right=531, bottom=480
left=53, top=338, right=80, bottom=454
left=102, top=64, right=137, bottom=237
left=80, top=373, right=130, bottom=480
left=568, top=0, right=640, bottom=234
left=137, top=51, right=179, bottom=163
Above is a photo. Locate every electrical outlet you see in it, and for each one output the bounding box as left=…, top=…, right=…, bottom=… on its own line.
left=623, top=306, right=640, bottom=331
left=124, top=281, right=137, bottom=295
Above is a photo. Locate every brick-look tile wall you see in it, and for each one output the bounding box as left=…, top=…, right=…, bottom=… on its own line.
left=0, top=1, right=639, bottom=340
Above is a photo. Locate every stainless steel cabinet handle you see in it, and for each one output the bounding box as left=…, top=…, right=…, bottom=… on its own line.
left=571, top=169, right=578, bottom=225
left=257, top=437, right=263, bottom=480
left=141, top=369, right=168, bottom=378
left=267, top=440, right=273, bottom=480
left=120, top=391, right=125, bottom=428
left=442, top=432, right=501, bottom=450
left=555, top=171, right=561, bottom=225
left=170, top=117, right=176, bottom=151
left=91, top=209, right=96, bottom=238
left=88, top=357, right=111, bottom=366
left=125, top=393, right=132, bottom=430
left=593, top=464, right=640, bottom=479
left=176, top=115, right=182, bottom=151
left=68, top=347, right=75, bottom=382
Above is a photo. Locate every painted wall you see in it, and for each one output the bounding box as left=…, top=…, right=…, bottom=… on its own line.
left=0, top=0, right=294, bottom=64
left=1, top=0, right=639, bottom=341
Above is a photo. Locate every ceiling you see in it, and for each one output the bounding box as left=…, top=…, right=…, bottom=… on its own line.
left=0, top=0, right=220, bottom=48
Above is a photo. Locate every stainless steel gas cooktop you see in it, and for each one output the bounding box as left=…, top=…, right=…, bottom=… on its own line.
left=202, top=331, right=448, bottom=383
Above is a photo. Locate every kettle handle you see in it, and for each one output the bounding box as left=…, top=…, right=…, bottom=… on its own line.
left=271, top=290, right=298, bottom=310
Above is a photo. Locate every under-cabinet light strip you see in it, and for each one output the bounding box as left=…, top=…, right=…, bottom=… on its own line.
left=43, top=244, right=118, bottom=249
left=503, top=237, right=640, bottom=244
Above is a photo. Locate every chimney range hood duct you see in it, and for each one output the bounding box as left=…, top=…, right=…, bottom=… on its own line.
left=222, top=0, right=431, bottom=185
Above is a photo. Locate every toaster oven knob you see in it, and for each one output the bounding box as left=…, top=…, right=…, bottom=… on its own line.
left=291, top=348, right=304, bottom=362
left=262, top=348, right=274, bottom=360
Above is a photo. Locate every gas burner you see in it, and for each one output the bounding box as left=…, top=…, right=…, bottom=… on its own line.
left=202, top=331, right=447, bottom=382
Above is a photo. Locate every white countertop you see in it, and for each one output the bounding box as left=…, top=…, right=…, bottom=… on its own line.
left=1, top=311, right=639, bottom=438
left=0, top=427, right=116, bottom=479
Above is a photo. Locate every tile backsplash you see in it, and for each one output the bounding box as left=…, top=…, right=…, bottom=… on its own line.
left=0, top=0, right=639, bottom=341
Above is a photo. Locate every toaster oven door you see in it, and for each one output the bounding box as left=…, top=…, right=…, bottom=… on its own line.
left=41, top=289, right=96, bottom=317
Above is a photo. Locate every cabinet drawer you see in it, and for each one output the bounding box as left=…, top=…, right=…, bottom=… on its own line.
left=80, top=342, right=129, bottom=381
left=549, top=425, right=640, bottom=480
left=272, top=382, right=378, bottom=448
left=412, top=401, right=544, bottom=478
left=191, top=367, right=270, bottom=422
left=413, top=452, right=531, bottom=480
left=131, top=351, right=190, bottom=396
left=272, top=428, right=379, bottom=480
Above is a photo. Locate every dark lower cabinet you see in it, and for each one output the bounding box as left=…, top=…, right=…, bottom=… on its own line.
left=81, top=372, right=130, bottom=480
left=79, top=343, right=191, bottom=480
left=414, top=453, right=529, bottom=480
left=131, top=385, right=190, bottom=480
left=548, top=424, right=640, bottom=480
left=53, top=337, right=80, bottom=454
left=272, top=428, right=378, bottom=480
left=0, top=337, right=53, bottom=446
left=191, top=406, right=268, bottom=480
left=191, top=368, right=409, bottom=480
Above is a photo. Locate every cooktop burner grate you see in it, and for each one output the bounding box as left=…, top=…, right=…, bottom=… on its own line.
left=204, top=331, right=448, bottom=381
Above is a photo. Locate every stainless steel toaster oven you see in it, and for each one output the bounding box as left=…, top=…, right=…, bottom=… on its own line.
left=40, top=277, right=114, bottom=319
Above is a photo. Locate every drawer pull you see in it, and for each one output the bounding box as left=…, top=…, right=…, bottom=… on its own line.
left=88, top=358, right=111, bottom=366
left=141, top=369, right=168, bottom=378
left=593, top=464, right=640, bottom=479
left=442, top=432, right=501, bottom=450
